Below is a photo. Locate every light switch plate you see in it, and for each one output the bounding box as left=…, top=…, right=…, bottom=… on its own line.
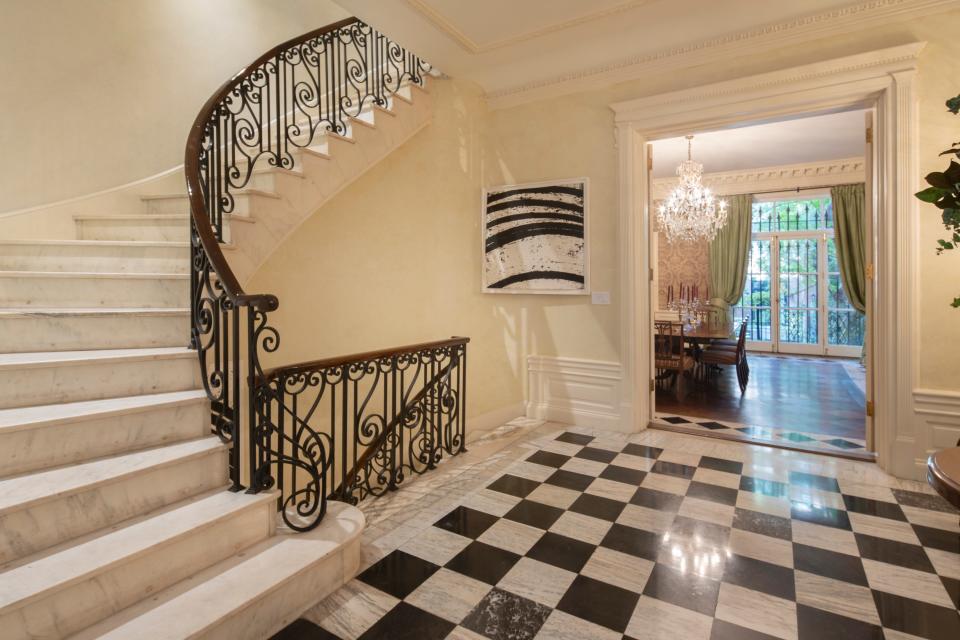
left=591, top=291, right=611, bottom=305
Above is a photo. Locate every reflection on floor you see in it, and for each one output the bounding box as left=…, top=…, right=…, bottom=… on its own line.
left=272, top=422, right=959, bottom=640
left=656, top=353, right=867, bottom=441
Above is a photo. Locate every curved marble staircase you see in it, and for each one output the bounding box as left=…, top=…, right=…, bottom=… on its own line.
left=0, top=76, right=432, bottom=638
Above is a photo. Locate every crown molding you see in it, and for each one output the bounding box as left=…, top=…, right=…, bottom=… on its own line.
left=404, top=0, right=656, bottom=54
left=487, top=0, right=951, bottom=110
left=651, top=157, right=866, bottom=199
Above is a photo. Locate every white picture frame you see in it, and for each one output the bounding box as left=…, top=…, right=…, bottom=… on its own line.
left=481, top=177, right=590, bottom=295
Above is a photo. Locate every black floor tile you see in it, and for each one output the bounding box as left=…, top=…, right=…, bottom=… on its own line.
left=433, top=505, right=499, bottom=539
left=631, top=487, right=684, bottom=512
left=687, top=481, right=738, bottom=506
left=781, top=432, right=816, bottom=443
left=446, top=541, right=521, bottom=585
left=913, top=524, right=960, bottom=554
left=357, top=550, right=440, bottom=599
left=698, top=456, right=743, bottom=475
left=575, top=446, right=617, bottom=463
left=642, top=562, right=721, bottom=617
left=650, top=460, right=697, bottom=479
left=789, top=471, right=841, bottom=493
left=358, top=602, right=454, bottom=640
left=661, top=416, right=691, bottom=424
left=670, top=515, right=731, bottom=547
left=556, top=575, right=641, bottom=633
left=600, top=522, right=662, bottom=561
left=872, top=589, right=960, bottom=640
left=696, top=421, right=729, bottom=431
left=504, top=499, right=565, bottom=530
left=823, top=438, right=864, bottom=450
left=569, top=493, right=626, bottom=522
left=722, top=553, right=796, bottom=600
left=600, top=464, right=646, bottom=486
left=790, top=502, right=851, bottom=530
left=793, top=543, right=867, bottom=586
left=545, top=469, right=594, bottom=492
left=270, top=619, right=342, bottom=640
left=854, top=533, right=935, bottom=573
left=710, top=619, right=779, bottom=640
left=891, top=489, right=959, bottom=514
left=526, top=531, right=596, bottom=572
left=732, top=507, right=792, bottom=541
left=525, top=450, right=570, bottom=468
left=842, top=495, right=907, bottom=521
left=461, top=588, right=551, bottom=640
left=739, top=475, right=789, bottom=498
left=942, top=575, right=960, bottom=610
left=796, top=604, right=883, bottom=640
left=622, top=443, right=663, bottom=459
left=487, top=474, right=540, bottom=498
left=556, top=432, right=594, bottom=446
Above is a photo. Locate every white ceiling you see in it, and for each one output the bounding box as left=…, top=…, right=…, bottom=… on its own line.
left=333, top=0, right=921, bottom=101
left=650, top=110, right=867, bottom=178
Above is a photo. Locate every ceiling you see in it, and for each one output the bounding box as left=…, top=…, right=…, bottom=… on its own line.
left=650, top=110, right=867, bottom=178
left=333, top=0, right=942, bottom=105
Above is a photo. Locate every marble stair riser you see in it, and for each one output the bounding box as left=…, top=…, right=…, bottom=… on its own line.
left=0, top=444, right=227, bottom=564
left=0, top=310, right=189, bottom=352
left=0, top=354, right=201, bottom=409
left=78, top=503, right=364, bottom=640
left=76, top=217, right=190, bottom=242
left=142, top=191, right=277, bottom=217
left=0, top=273, right=189, bottom=308
left=0, top=396, right=208, bottom=477
left=0, top=495, right=275, bottom=640
left=0, top=243, right=189, bottom=274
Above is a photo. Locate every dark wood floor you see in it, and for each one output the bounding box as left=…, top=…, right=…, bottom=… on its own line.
left=655, top=354, right=866, bottom=439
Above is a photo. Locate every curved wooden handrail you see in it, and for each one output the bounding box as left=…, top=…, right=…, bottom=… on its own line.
left=259, top=336, right=470, bottom=382
left=184, top=16, right=359, bottom=312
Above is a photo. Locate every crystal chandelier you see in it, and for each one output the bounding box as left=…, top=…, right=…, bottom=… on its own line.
left=657, top=135, right=728, bottom=243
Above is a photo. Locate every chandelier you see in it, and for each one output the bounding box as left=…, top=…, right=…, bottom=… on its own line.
left=657, top=135, right=728, bottom=243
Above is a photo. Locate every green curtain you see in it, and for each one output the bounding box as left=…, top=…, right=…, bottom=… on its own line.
left=708, top=194, right=754, bottom=314
left=831, top=184, right=867, bottom=314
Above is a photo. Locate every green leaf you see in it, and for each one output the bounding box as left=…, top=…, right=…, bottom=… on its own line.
left=916, top=186, right=947, bottom=203
left=947, top=95, right=960, bottom=114
left=951, top=296, right=960, bottom=308
left=925, top=171, right=951, bottom=189
left=945, top=161, right=960, bottom=185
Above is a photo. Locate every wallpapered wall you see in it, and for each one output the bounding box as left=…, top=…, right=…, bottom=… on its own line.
left=654, top=214, right=709, bottom=308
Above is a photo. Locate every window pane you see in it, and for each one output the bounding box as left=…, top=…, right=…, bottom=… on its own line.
left=826, top=237, right=865, bottom=346
left=751, top=197, right=833, bottom=232
left=732, top=239, right=772, bottom=342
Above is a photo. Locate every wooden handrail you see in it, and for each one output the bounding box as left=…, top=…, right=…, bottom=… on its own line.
left=259, top=336, right=470, bottom=382
left=184, top=16, right=360, bottom=311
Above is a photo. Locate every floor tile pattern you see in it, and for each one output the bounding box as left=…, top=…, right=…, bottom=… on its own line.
left=654, top=412, right=869, bottom=456
left=282, top=428, right=959, bottom=640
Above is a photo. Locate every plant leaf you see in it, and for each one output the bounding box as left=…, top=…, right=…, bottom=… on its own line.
left=947, top=95, right=960, bottom=114
left=916, top=186, right=947, bottom=203
left=925, top=171, right=951, bottom=189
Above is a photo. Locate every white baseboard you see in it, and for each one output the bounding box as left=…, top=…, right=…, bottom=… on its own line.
left=526, top=355, right=628, bottom=431
left=466, top=402, right=525, bottom=442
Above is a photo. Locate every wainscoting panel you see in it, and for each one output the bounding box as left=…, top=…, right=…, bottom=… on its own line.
left=914, top=389, right=960, bottom=466
left=526, top=356, right=625, bottom=431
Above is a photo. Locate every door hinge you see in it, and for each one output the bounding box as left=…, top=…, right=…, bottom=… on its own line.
left=865, top=263, right=875, bottom=280
left=647, top=148, right=653, bottom=171
left=650, top=379, right=656, bottom=392
left=866, top=127, right=873, bottom=144
left=866, top=400, right=874, bottom=417
left=649, top=268, right=655, bottom=281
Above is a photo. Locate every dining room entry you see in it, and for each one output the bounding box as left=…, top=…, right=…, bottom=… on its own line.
left=648, top=110, right=874, bottom=459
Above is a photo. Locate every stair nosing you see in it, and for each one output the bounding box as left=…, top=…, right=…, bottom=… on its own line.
left=0, top=270, right=189, bottom=279
left=0, top=307, right=189, bottom=318
left=0, top=347, right=195, bottom=371
left=0, top=489, right=277, bottom=615
left=0, top=437, right=227, bottom=516
left=0, top=240, right=189, bottom=248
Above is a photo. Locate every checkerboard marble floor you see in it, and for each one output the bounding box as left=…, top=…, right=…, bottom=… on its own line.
left=275, top=425, right=960, bottom=640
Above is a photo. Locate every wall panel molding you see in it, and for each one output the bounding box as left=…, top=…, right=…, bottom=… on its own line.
left=526, top=355, right=625, bottom=431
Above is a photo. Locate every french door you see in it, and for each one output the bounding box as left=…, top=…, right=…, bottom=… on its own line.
left=734, top=232, right=863, bottom=357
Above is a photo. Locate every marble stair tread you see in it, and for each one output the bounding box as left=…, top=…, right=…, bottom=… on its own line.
left=0, top=239, right=189, bottom=248
left=0, top=270, right=189, bottom=280
left=73, top=213, right=255, bottom=224
left=0, top=346, right=194, bottom=371
left=141, top=188, right=280, bottom=201
left=0, top=389, right=207, bottom=431
left=0, top=436, right=224, bottom=513
left=0, top=489, right=277, bottom=613
left=79, top=502, right=364, bottom=640
left=0, top=306, right=189, bottom=318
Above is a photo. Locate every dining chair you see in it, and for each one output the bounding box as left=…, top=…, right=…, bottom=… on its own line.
left=654, top=321, right=694, bottom=386
left=700, top=320, right=749, bottom=393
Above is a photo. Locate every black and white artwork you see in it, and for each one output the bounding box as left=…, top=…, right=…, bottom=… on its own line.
left=482, top=178, right=588, bottom=294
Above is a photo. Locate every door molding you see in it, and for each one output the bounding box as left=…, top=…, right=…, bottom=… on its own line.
left=611, top=43, right=924, bottom=477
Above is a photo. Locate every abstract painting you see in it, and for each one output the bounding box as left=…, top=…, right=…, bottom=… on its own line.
left=482, top=178, right=589, bottom=294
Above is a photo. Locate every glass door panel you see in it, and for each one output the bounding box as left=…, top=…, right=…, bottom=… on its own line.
left=778, top=238, right=819, bottom=351
left=732, top=240, right=772, bottom=347
left=826, top=238, right=866, bottom=356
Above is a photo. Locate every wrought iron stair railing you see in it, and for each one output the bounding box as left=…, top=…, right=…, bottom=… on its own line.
left=185, top=17, right=466, bottom=531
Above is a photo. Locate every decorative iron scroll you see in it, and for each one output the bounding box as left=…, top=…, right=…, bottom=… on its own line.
left=251, top=339, right=468, bottom=531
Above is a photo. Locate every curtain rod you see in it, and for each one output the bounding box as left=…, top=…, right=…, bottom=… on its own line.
left=734, top=182, right=864, bottom=197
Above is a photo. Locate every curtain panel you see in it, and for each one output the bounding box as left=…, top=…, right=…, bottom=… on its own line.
left=708, top=194, right=754, bottom=311
left=830, top=183, right=867, bottom=314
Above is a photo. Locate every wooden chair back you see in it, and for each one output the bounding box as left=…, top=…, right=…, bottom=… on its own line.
left=654, top=321, right=686, bottom=371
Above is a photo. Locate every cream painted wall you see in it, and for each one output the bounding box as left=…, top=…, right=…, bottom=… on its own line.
left=0, top=0, right=348, bottom=213
left=239, top=8, right=960, bottom=427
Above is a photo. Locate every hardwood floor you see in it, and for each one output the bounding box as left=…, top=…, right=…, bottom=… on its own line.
left=655, top=353, right=866, bottom=440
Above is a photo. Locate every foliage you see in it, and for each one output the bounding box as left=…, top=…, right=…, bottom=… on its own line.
left=915, top=95, right=960, bottom=308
